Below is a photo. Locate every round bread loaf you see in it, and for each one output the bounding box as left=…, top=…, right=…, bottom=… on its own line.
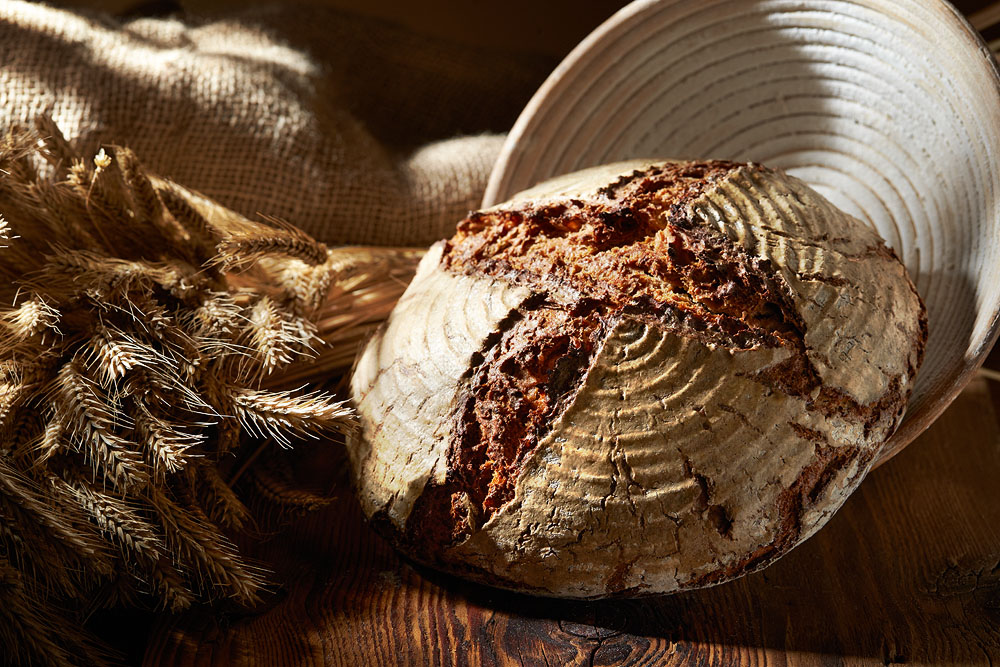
left=347, top=160, right=926, bottom=598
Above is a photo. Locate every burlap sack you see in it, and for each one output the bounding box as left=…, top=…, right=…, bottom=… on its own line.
left=0, top=1, right=552, bottom=245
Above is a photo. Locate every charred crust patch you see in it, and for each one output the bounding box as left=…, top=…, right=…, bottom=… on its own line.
left=604, top=557, right=639, bottom=594
left=683, top=458, right=734, bottom=541
left=370, top=503, right=554, bottom=596
left=707, top=505, right=734, bottom=540
left=751, top=354, right=820, bottom=398
left=752, top=352, right=911, bottom=441
left=789, top=422, right=828, bottom=444
left=401, top=483, right=479, bottom=556
left=812, top=376, right=906, bottom=439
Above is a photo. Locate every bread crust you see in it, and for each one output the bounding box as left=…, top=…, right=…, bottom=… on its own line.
left=348, top=160, right=926, bottom=598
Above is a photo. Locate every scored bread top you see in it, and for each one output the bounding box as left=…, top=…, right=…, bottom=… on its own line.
left=348, top=160, right=926, bottom=598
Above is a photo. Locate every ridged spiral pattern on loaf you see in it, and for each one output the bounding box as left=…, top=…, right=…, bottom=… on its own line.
left=483, top=0, right=1000, bottom=462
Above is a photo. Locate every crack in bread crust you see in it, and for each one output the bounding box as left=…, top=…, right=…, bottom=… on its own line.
left=443, top=161, right=805, bottom=352
left=403, top=298, right=609, bottom=554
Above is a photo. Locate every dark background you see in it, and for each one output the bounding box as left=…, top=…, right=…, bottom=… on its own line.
left=51, top=0, right=1000, bottom=58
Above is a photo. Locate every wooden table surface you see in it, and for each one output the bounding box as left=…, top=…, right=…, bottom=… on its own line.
left=144, top=370, right=1000, bottom=665
left=115, top=1, right=1000, bottom=665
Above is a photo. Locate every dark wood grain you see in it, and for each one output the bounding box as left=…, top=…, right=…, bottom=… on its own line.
left=144, top=376, right=1000, bottom=666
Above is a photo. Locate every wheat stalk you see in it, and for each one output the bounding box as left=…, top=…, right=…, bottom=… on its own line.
left=50, top=359, right=150, bottom=489
left=147, top=487, right=266, bottom=604
left=0, top=555, right=115, bottom=667
left=59, top=474, right=165, bottom=559
left=0, top=120, right=423, bottom=666
left=213, top=214, right=330, bottom=271
left=228, top=387, right=354, bottom=446
left=193, top=461, right=251, bottom=530
left=249, top=461, right=336, bottom=515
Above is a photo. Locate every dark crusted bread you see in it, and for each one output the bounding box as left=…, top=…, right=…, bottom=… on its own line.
left=348, top=160, right=927, bottom=598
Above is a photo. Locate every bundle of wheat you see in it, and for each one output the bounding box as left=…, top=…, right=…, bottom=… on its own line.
left=0, top=119, right=419, bottom=666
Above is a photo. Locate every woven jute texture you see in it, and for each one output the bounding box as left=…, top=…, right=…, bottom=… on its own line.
left=0, top=1, right=551, bottom=245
